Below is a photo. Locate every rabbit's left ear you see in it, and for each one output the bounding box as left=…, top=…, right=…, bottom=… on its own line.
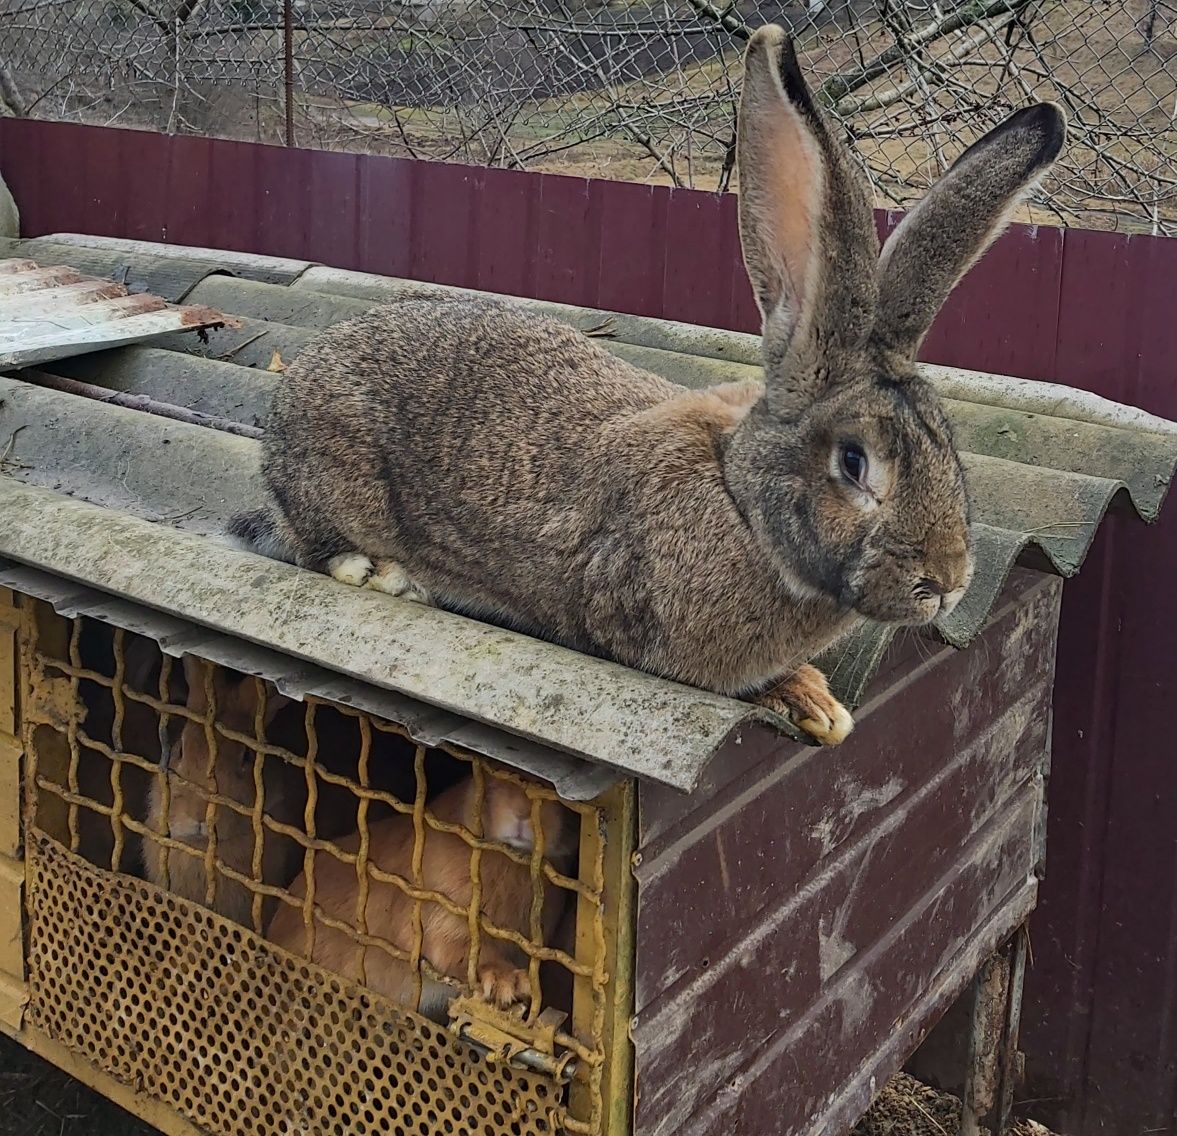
left=874, top=102, right=1066, bottom=360
left=262, top=689, right=292, bottom=727
left=737, top=26, right=879, bottom=417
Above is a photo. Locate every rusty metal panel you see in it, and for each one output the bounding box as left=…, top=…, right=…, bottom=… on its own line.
left=0, top=259, right=236, bottom=369
left=632, top=572, right=1062, bottom=1136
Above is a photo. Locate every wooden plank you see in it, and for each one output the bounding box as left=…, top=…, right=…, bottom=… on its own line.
left=633, top=575, right=1061, bottom=1136
left=0, top=973, right=27, bottom=1031
left=0, top=855, right=22, bottom=982
left=635, top=681, right=1050, bottom=1009
left=634, top=795, right=1041, bottom=1136
left=0, top=587, right=20, bottom=861
left=637, top=569, right=1057, bottom=848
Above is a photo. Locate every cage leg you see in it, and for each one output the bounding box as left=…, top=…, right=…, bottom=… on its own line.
left=960, top=925, right=1028, bottom=1136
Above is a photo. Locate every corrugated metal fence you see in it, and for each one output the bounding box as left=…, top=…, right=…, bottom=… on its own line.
left=1, top=117, right=1176, bottom=1136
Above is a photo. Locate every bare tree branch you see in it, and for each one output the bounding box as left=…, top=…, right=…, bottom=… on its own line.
left=0, top=61, right=27, bottom=116
left=683, top=0, right=751, bottom=40
left=818, top=0, right=1034, bottom=104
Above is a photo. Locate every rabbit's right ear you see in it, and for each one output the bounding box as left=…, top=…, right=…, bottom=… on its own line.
left=737, top=26, right=878, bottom=417
left=182, top=655, right=210, bottom=712
left=873, top=102, right=1066, bottom=359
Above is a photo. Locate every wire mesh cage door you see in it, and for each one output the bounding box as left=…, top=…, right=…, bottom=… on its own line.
left=15, top=597, right=636, bottom=1136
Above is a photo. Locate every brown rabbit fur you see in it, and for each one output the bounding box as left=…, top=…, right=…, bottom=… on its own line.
left=142, top=656, right=304, bottom=929
left=231, top=28, right=1065, bottom=746
left=143, top=654, right=430, bottom=930
left=267, top=771, right=578, bottom=1020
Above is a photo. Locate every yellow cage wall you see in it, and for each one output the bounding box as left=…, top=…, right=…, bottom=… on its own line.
left=0, top=589, right=636, bottom=1136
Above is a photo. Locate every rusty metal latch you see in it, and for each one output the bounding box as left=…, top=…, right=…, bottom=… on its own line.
left=448, top=995, right=578, bottom=1082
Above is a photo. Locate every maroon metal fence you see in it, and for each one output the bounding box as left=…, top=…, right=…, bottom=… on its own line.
left=2, top=117, right=1176, bottom=1136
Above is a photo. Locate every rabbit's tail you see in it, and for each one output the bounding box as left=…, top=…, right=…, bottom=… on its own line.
left=226, top=506, right=297, bottom=564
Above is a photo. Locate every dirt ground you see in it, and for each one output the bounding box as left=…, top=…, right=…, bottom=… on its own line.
left=0, top=1030, right=1054, bottom=1136
left=0, top=1034, right=157, bottom=1136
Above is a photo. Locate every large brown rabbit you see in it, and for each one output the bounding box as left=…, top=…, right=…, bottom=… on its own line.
left=230, top=28, right=1065, bottom=745
left=267, top=772, right=578, bottom=1020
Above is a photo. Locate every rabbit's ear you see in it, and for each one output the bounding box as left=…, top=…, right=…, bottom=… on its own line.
left=262, top=689, right=291, bottom=727
left=737, top=26, right=878, bottom=416
left=874, top=103, right=1065, bottom=359
left=182, top=655, right=210, bottom=712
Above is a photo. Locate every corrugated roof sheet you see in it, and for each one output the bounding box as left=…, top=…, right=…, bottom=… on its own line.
left=0, top=256, right=237, bottom=368
left=1, top=232, right=1175, bottom=791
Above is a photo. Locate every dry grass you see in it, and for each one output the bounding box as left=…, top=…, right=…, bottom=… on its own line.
left=854, top=1072, right=1058, bottom=1136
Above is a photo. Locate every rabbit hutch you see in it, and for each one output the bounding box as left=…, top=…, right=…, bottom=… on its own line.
left=0, top=232, right=1175, bottom=1136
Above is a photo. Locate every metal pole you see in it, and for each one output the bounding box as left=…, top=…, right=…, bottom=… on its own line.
left=283, top=0, right=294, bottom=147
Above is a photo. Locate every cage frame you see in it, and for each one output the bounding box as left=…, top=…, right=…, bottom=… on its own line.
left=0, top=587, right=638, bottom=1136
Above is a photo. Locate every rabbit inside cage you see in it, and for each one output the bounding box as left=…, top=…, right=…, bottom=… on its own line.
left=31, top=616, right=590, bottom=1037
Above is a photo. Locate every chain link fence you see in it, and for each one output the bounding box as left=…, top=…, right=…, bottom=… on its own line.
left=1, top=0, right=1174, bottom=232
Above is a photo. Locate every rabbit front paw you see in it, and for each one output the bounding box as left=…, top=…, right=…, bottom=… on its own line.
left=366, top=560, right=431, bottom=604
left=327, top=553, right=374, bottom=587
left=477, top=961, right=532, bottom=1009
left=759, top=664, right=854, bottom=746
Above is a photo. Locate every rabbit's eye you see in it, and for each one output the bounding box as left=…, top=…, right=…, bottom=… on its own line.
left=840, top=444, right=868, bottom=486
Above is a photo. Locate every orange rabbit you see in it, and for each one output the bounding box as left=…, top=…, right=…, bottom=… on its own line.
left=142, top=656, right=302, bottom=929
left=267, top=771, right=578, bottom=1020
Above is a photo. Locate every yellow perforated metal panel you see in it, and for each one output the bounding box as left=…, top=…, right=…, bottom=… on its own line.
left=26, top=834, right=565, bottom=1136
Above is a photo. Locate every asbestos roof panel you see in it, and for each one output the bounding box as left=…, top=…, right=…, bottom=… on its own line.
left=0, top=477, right=778, bottom=793
left=1, top=233, right=1175, bottom=789
left=0, top=560, right=619, bottom=802
left=0, top=256, right=236, bottom=369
